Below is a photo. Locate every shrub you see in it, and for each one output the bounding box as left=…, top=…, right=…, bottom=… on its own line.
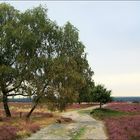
left=0, top=122, right=40, bottom=140
left=0, top=125, right=18, bottom=140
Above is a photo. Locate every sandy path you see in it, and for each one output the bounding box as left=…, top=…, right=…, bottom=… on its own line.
left=26, top=106, right=107, bottom=140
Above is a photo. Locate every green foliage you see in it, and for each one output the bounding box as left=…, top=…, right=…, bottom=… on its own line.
left=0, top=3, right=25, bottom=116
left=0, top=3, right=21, bottom=89
left=91, top=84, right=112, bottom=108
left=78, top=81, right=94, bottom=103
left=90, top=108, right=128, bottom=120
left=41, top=22, right=93, bottom=111
left=0, top=3, right=94, bottom=117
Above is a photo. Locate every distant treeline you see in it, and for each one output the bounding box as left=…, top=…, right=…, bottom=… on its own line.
left=8, top=97, right=140, bottom=103
left=113, top=97, right=140, bottom=102
left=8, top=98, right=32, bottom=102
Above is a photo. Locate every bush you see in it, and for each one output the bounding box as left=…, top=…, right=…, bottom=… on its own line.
left=0, top=122, right=40, bottom=140
left=0, top=125, right=18, bottom=140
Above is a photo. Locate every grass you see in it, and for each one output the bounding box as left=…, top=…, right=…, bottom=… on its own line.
left=71, top=127, right=86, bottom=140
left=78, top=109, right=91, bottom=115
left=90, top=108, right=128, bottom=120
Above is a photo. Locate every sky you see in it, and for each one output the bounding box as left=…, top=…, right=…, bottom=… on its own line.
left=1, top=1, right=140, bottom=97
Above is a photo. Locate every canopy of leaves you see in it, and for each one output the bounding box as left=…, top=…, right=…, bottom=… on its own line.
left=0, top=3, right=94, bottom=114
left=91, top=84, right=112, bottom=104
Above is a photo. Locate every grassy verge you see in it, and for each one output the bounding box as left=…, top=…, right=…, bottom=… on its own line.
left=71, top=127, right=86, bottom=140
left=90, top=108, right=129, bottom=120
left=78, top=109, right=91, bottom=115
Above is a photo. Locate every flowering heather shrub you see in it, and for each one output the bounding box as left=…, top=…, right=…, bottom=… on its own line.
left=0, top=102, right=32, bottom=110
left=106, top=102, right=140, bottom=112
left=21, top=112, right=53, bottom=118
left=67, top=103, right=94, bottom=109
left=0, top=117, right=12, bottom=122
left=0, top=125, right=18, bottom=140
left=0, top=110, right=53, bottom=118
left=32, top=112, right=53, bottom=118
left=105, top=115, right=140, bottom=140
left=0, top=121, right=40, bottom=140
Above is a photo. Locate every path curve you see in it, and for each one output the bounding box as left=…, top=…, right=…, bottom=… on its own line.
left=26, top=106, right=108, bottom=140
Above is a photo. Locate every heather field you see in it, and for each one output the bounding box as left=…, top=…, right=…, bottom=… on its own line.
left=0, top=102, right=140, bottom=140
left=105, top=115, right=140, bottom=140
left=105, top=102, right=140, bottom=140
left=0, top=102, right=57, bottom=140
left=0, top=102, right=94, bottom=140
left=106, top=102, right=140, bottom=113
left=91, top=102, right=140, bottom=140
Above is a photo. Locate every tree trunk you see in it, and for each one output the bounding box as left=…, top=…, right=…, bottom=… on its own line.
left=99, top=102, right=102, bottom=109
left=26, top=96, right=40, bottom=119
left=26, top=84, right=47, bottom=119
left=3, top=94, right=11, bottom=117
left=26, top=102, right=38, bottom=119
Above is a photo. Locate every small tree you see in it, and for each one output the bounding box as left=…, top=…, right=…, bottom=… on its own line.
left=91, top=84, right=112, bottom=108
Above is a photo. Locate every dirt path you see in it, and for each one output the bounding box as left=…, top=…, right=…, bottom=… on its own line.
left=26, top=106, right=108, bottom=140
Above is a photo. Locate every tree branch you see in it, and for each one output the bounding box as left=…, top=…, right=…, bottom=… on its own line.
left=7, top=93, right=29, bottom=97
left=7, top=90, right=36, bottom=97
left=6, top=81, right=22, bottom=93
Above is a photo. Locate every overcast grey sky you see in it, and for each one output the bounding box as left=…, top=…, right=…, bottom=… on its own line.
left=1, top=1, right=140, bottom=97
